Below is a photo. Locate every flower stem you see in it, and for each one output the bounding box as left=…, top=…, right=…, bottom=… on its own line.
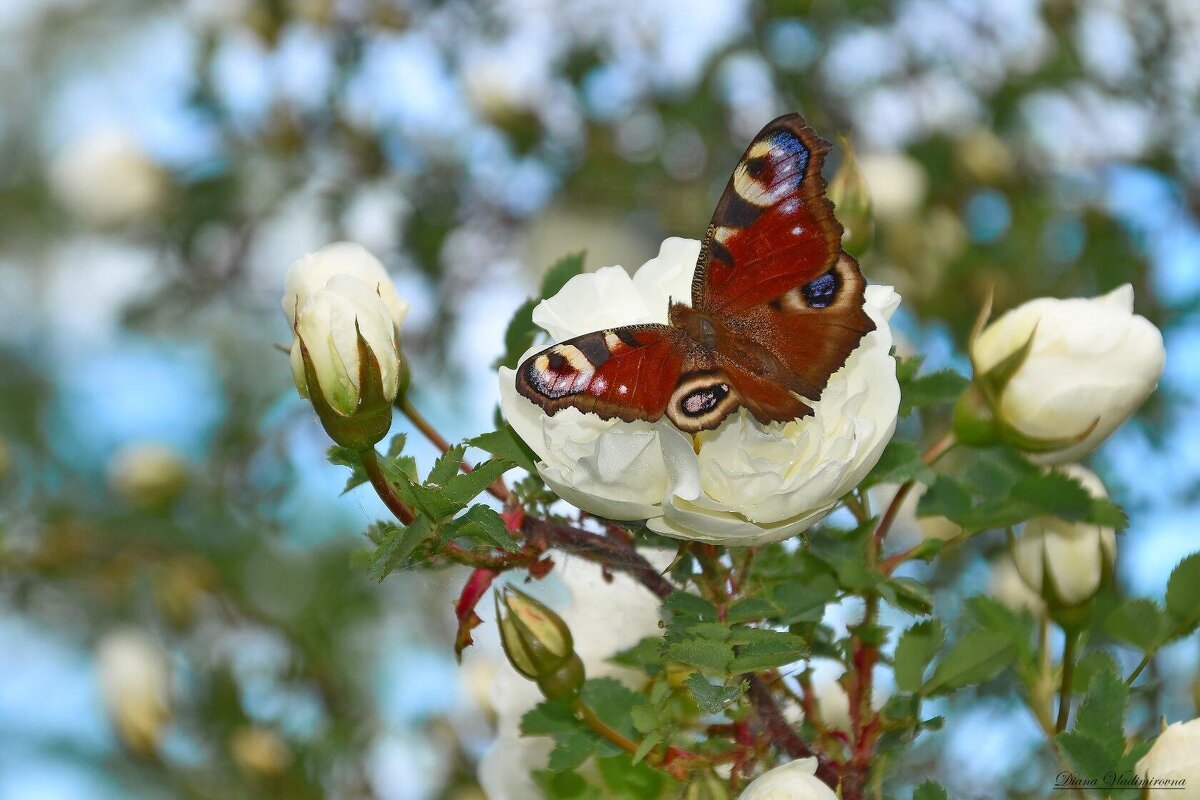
left=1056, top=630, right=1080, bottom=732
left=360, top=447, right=415, bottom=525
left=398, top=397, right=511, bottom=503
left=869, top=431, right=957, bottom=565
left=573, top=698, right=640, bottom=756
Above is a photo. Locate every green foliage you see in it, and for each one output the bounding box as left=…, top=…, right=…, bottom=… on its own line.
left=468, top=424, right=540, bottom=473
left=899, top=361, right=971, bottom=418
left=923, top=628, right=1016, bottom=695
left=1105, top=598, right=1167, bottom=651
left=913, top=781, right=950, bottom=800
left=1056, top=656, right=1147, bottom=793
left=862, top=440, right=937, bottom=489
left=1165, top=552, right=1200, bottom=637
left=683, top=673, right=743, bottom=714
left=522, top=678, right=641, bottom=772
left=915, top=447, right=1127, bottom=533
left=894, top=620, right=944, bottom=693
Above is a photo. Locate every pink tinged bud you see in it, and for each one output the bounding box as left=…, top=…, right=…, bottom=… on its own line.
left=496, top=587, right=585, bottom=701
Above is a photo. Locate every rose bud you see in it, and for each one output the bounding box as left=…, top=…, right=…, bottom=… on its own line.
left=827, top=137, right=873, bottom=257
left=282, top=243, right=408, bottom=449
left=1135, top=718, right=1200, bottom=799
left=496, top=587, right=585, bottom=701
left=96, top=629, right=172, bottom=756
left=965, top=285, right=1164, bottom=463
left=738, top=758, right=837, bottom=800
left=1011, top=465, right=1116, bottom=623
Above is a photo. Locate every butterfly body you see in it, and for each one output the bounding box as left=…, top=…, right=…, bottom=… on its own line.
left=516, top=113, right=875, bottom=434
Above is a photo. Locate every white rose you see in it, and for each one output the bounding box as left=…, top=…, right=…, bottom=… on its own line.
left=972, top=285, right=1164, bottom=464
left=499, top=238, right=901, bottom=546
left=738, top=758, right=838, bottom=800
left=987, top=557, right=1046, bottom=617
left=96, top=629, right=172, bottom=755
left=477, top=553, right=667, bottom=800
left=282, top=243, right=408, bottom=417
left=1136, top=718, right=1200, bottom=799
left=50, top=129, right=167, bottom=227
left=1011, top=465, right=1116, bottom=608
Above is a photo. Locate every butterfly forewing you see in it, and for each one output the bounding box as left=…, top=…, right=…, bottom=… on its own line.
left=693, top=115, right=844, bottom=315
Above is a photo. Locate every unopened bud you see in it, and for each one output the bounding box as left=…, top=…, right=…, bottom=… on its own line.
left=681, top=770, right=732, bottom=800
left=496, top=587, right=585, bottom=701
left=828, top=137, right=873, bottom=257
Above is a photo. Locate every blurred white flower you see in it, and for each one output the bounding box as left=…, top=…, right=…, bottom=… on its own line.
left=987, top=557, right=1046, bottom=616
left=107, top=442, right=189, bottom=508
left=972, top=285, right=1165, bottom=464
left=856, top=152, right=927, bottom=219
left=477, top=553, right=667, bottom=800
left=1012, top=465, right=1116, bottom=608
left=499, top=238, right=900, bottom=545
left=50, top=129, right=166, bottom=227
left=870, top=482, right=961, bottom=547
left=230, top=725, right=291, bottom=776
left=1135, top=718, right=1200, bottom=799
left=96, top=629, right=171, bottom=755
left=738, top=758, right=837, bottom=800
left=283, top=242, right=408, bottom=419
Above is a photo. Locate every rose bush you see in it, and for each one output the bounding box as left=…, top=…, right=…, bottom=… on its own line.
left=499, top=238, right=901, bottom=545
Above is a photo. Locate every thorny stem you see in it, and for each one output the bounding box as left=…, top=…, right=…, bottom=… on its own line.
left=746, top=676, right=841, bottom=790
left=574, top=698, right=697, bottom=779
left=360, top=447, right=415, bottom=525
left=869, top=431, right=957, bottom=565
left=399, top=397, right=512, bottom=503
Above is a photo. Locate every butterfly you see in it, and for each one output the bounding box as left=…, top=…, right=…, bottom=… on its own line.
left=515, top=113, right=876, bottom=433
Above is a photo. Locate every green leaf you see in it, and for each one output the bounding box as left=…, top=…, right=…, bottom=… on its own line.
left=923, top=629, right=1015, bottom=694
left=369, top=517, right=435, bottom=581
left=610, top=637, right=664, bottom=673
left=580, top=678, right=640, bottom=743
left=664, top=639, right=734, bottom=673
left=727, top=628, right=808, bottom=672
left=834, top=557, right=879, bottom=591
left=665, top=592, right=719, bottom=623
left=445, top=504, right=519, bottom=552
left=913, top=781, right=950, bottom=800
left=522, top=701, right=597, bottom=772
left=442, top=458, right=513, bottom=507
left=427, top=444, right=467, bottom=487
left=534, top=769, right=603, bottom=800
left=1165, top=553, right=1200, bottom=636
left=327, top=445, right=370, bottom=493
left=725, top=598, right=779, bottom=624
left=1011, top=471, right=1093, bottom=521
left=631, top=733, right=661, bottom=767
left=683, top=673, right=743, bottom=714
left=917, top=476, right=973, bottom=521
left=1071, top=656, right=1127, bottom=762
left=540, top=251, right=586, bottom=299
left=1105, top=598, right=1167, bottom=651
left=597, top=754, right=668, bottom=799
left=880, top=577, right=935, bottom=616
left=1057, top=730, right=1113, bottom=778
left=894, top=620, right=944, bottom=693
left=468, top=425, right=539, bottom=473
left=497, top=298, right=539, bottom=370
left=901, top=369, right=970, bottom=417
left=770, top=578, right=839, bottom=625
left=862, top=440, right=937, bottom=489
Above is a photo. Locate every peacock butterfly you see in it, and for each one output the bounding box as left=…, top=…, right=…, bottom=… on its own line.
left=515, top=113, right=875, bottom=433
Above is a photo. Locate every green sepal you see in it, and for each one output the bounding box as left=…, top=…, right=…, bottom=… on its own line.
left=299, top=325, right=393, bottom=450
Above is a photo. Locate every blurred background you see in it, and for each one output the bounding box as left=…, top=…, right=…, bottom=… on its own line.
left=0, top=0, right=1198, bottom=797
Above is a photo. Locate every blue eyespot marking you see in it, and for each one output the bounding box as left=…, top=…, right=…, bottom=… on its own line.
left=802, top=271, right=838, bottom=309
left=769, top=130, right=809, bottom=175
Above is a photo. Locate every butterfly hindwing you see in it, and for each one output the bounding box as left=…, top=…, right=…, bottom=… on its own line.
left=693, top=114, right=844, bottom=315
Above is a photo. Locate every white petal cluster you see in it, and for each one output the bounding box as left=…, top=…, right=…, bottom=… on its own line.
left=738, top=758, right=838, bottom=800
left=499, top=238, right=901, bottom=545
left=96, top=629, right=172, bottom=754
left=282, top=242, right=408, bottom=415
left=1012, top=464, right=1116, bottom=608
left=50, top=129, right=166, bottom=227
left=973, top=285, right=1165, bottom=464
left=1136, top=718, right=1200, bottom=800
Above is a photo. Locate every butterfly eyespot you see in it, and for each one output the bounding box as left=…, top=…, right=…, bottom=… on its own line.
left=746, top=156, right=767, bottom=179
left=802, top=271, right=839, bottom=309
left=681, top=383, right=730, bottom=417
